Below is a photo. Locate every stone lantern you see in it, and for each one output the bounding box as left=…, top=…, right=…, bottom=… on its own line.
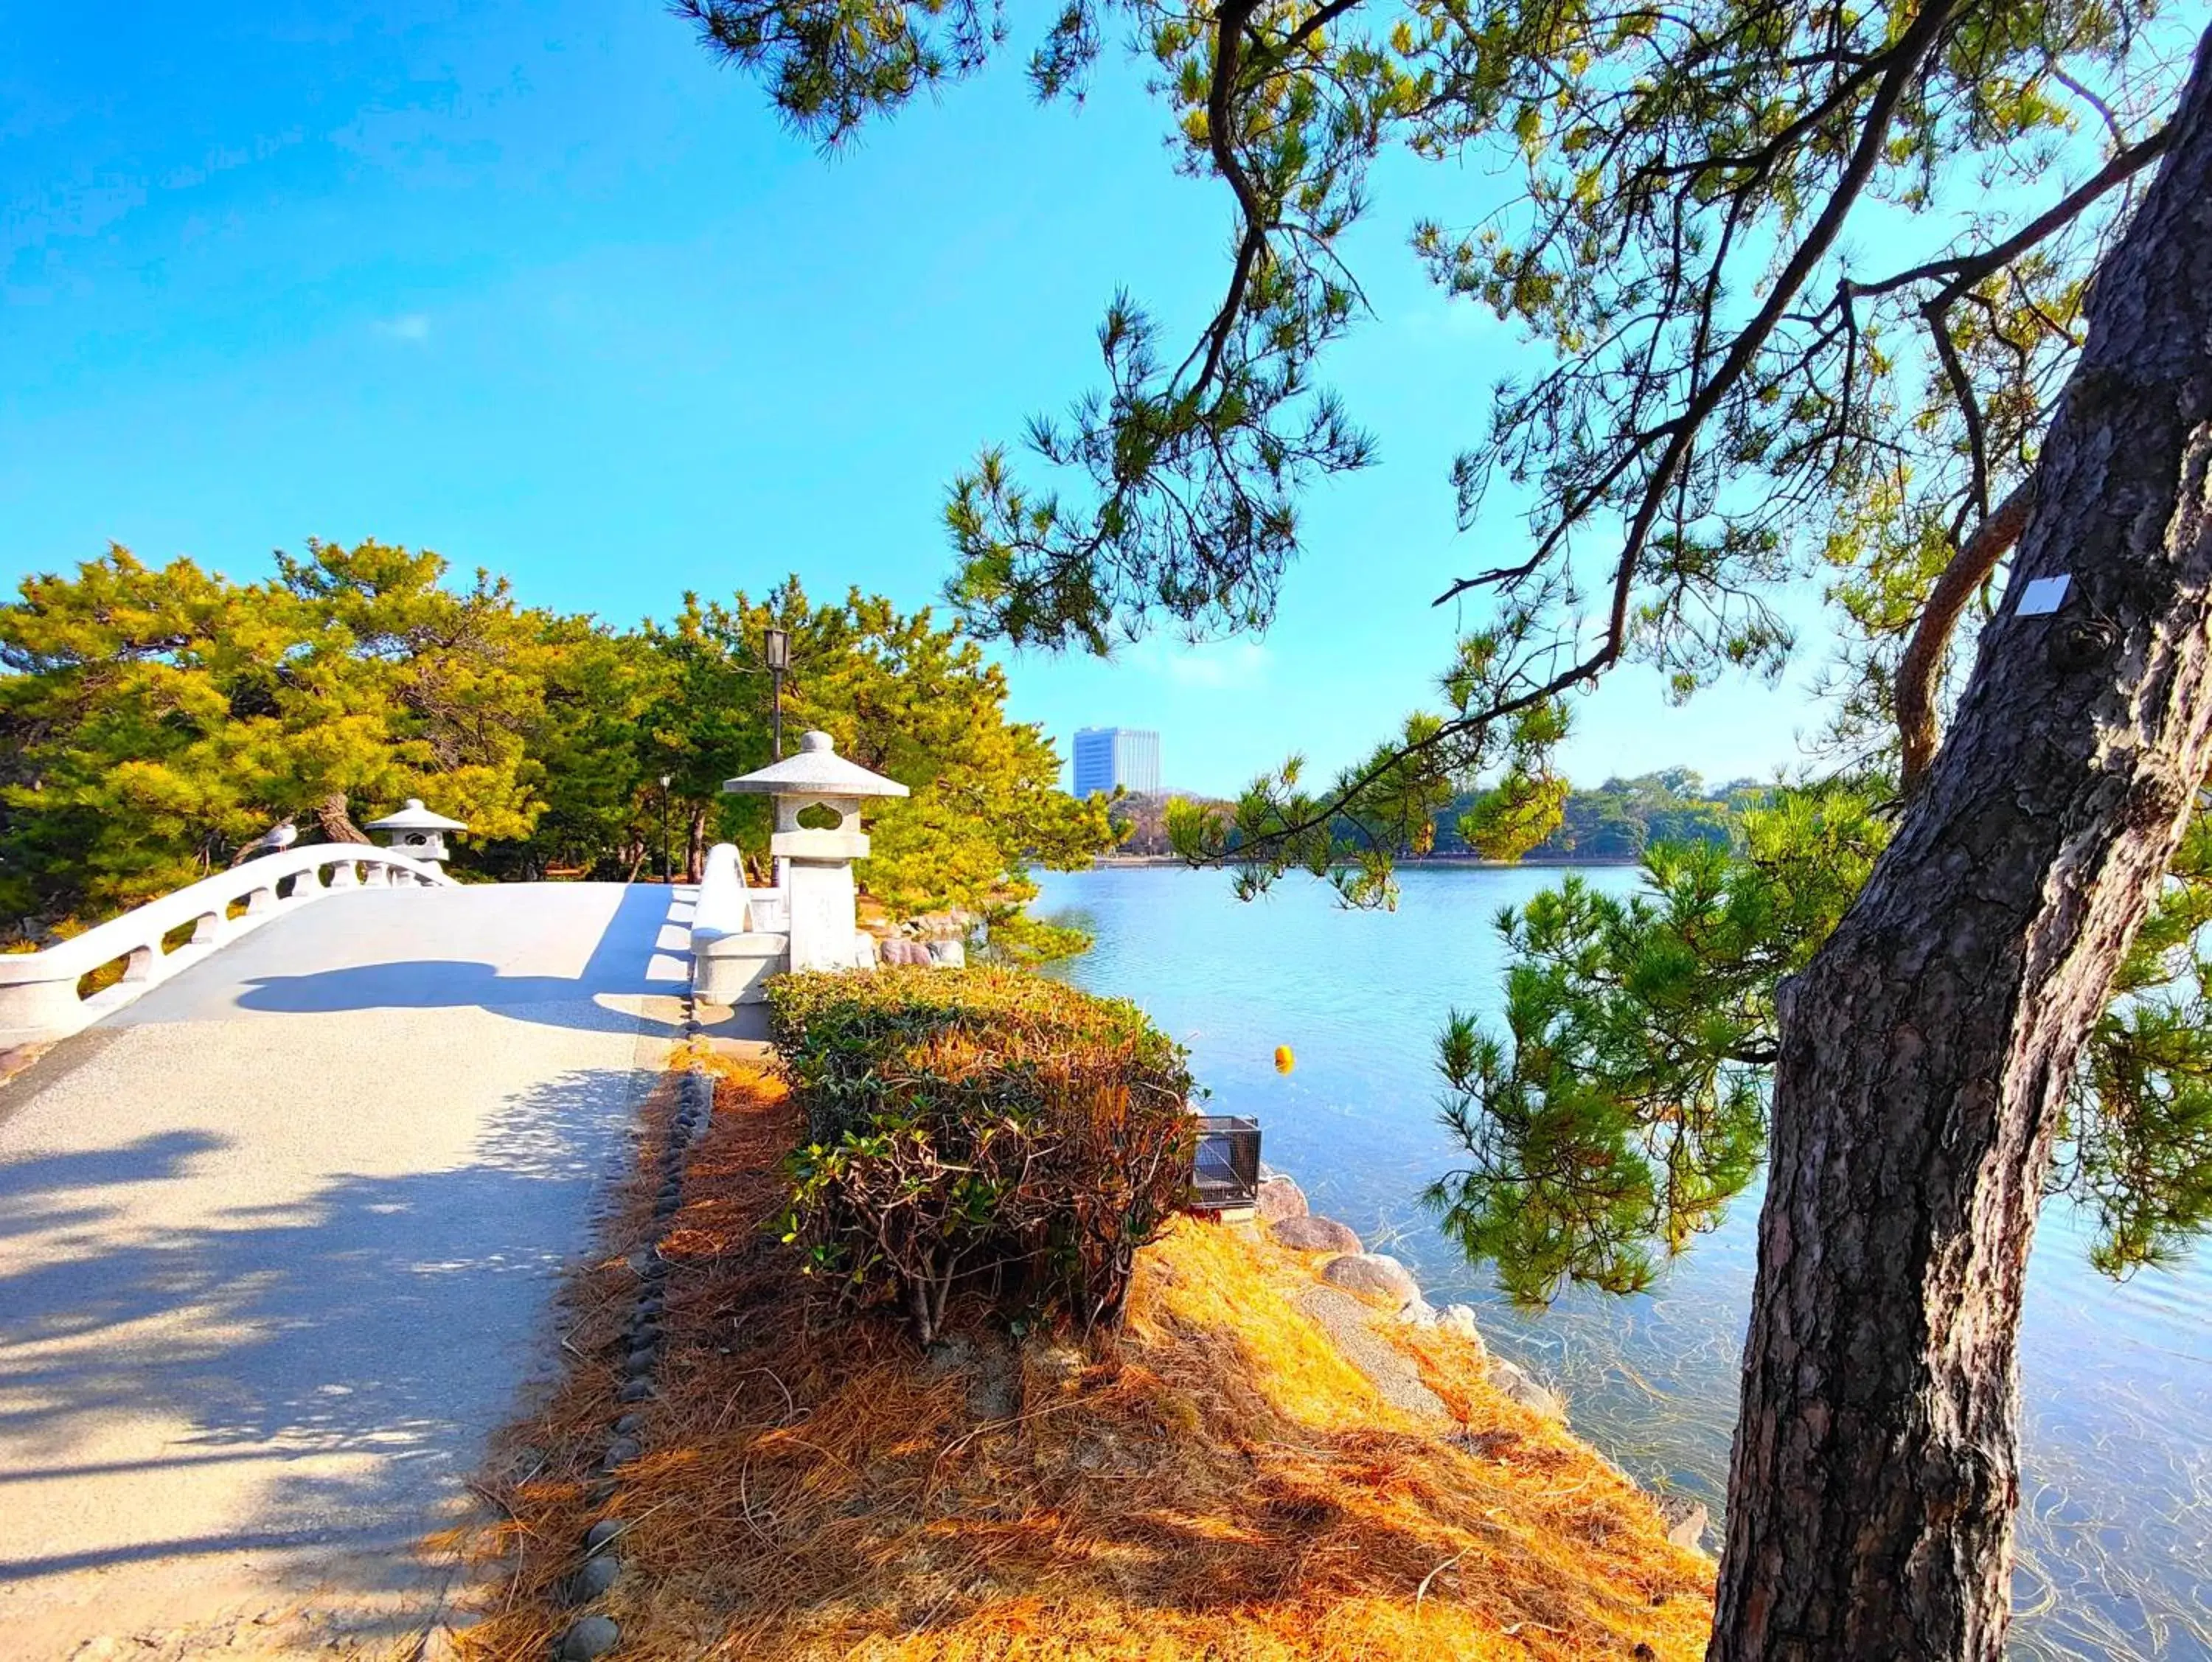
left=723, top=731, right=908, bottom=972
left=364, top=799, right=467, bottom=863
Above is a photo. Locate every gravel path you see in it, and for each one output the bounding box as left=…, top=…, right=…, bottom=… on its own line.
left=0, top=883, right=691, bottom=1659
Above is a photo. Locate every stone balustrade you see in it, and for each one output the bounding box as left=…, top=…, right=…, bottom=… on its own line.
left=0, top=844, right=453, bottom=1051
left=688, top=812, right=969, bottom=1006
left=689, top=843, right=790, bottom=1005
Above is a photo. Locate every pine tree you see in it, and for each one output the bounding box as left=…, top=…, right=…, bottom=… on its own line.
left=678, top=3, right=2212, bottom=1650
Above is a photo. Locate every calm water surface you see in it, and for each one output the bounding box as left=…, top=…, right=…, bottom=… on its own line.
left=1034, top=864, right=2212, bottom=1661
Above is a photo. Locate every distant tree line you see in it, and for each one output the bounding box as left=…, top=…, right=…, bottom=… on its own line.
left=1105, top=790, right=1228, bottom=856
left=1107, top=769, right=1760, bottom=864
left=0, top=540, right=1110, bottom=941
left=1431, top=768, right=1763, bottom=861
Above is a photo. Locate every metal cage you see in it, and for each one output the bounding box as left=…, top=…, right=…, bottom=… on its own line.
left=1189, top=1115, right=1262, bottom=1211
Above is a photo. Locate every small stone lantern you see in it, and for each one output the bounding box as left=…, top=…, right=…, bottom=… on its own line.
left=364, top=799, right=467, bottom=863
left=723, top=731, right=908, bottom=971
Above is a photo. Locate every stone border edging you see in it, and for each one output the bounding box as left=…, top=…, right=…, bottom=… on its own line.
left=552, top=998, right=715, bottom=1661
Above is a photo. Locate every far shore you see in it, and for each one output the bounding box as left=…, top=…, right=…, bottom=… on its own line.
left=1087, top=853, right=1643, bottom=870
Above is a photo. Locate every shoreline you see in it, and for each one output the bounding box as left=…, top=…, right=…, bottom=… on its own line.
left=1248, top=1165, right=1713, bottom=1556
left=1086, top=854, right=1644, bottom=869
left=469, top=1049, right=1717, bottom=1660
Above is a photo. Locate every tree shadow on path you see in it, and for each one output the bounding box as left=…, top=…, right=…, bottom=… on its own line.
left=0, top=1064, right=644, bottom=1644
left=221, top=882, right=690, bottom=1037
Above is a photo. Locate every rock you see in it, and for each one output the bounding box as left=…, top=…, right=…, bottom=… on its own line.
left=1488, top=1357, right=1567, bottom=1420
left=617, top=1378, right=655, bottom=1403
left=1395, top=1296, right=1440, bottom=1327
left=599, top=1436, right=641, bottom=1472
left=571, top=1552, right=622, bottom=1600
left=926, top=939, right=967, bottom=967
left=613, top=1413, right=644, bottom=1436
left=1254, top=1174, right=1308, bottom=1225
left=556, top=1614, right=620, bottom=1661
left=1318, top=1251, right=1422, bottom=1307
left=1654, top=1493, right=1710, bottom=1551
left=1439, top=1304, right=1488, bottom=1360
left=1271, top=1214, right=1362, bottom=1254
left=582, top=1519, right=626, bottom=1552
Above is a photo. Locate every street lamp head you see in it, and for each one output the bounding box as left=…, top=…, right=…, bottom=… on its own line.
left=765, top=626, right=790, bottom=671
left=659, top=773, right=672, bottom=790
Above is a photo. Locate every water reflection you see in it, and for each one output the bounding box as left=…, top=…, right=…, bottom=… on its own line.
left=1037, top=864, right=2211, bottom=1661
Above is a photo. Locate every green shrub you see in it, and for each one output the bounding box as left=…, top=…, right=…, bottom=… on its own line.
left=768, top=966, right=1197, bottom=1343
left=979, top=907, right=1094, bottom=966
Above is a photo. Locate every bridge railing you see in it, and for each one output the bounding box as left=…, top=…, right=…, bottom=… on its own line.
left=0, top=844, right=453, bottom=1051
left=689, top=843, right=790, bottom=1005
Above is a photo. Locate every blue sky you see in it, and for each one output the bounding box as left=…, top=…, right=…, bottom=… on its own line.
left=1, top=2, right=1832, bottom=797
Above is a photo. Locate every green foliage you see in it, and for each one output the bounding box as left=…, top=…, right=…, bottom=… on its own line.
left=981, top=908, right=1096, bottom=965
left=1435, top=782, right=2212, bottom=1301
left=2064, top=812, right=2212, bottom=1275
left=1439, top=768, right=1759, bottom=862
left=1454, top=768, right=1572, bottom=862
left=1163, top=703, right=1558, bottom=908
left=656, top=581, right=1114, bottom=922
left=0, top=540, right=562, bottom=918
left=768, top=967, right=1197, bottom=1341
left=0, top=549, right=1110, bottom=935
left=1428, top=785, right=1888, bottom=1304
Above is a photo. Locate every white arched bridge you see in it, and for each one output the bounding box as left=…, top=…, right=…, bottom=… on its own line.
left=0, top=736, right=921, bottom=1658
left=0, top=848, right=725, bottom=1658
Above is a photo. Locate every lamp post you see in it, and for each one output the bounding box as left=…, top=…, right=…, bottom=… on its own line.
left=765, top=625, right=790, bottom=759
left=659, top=773, right=673, bottom=883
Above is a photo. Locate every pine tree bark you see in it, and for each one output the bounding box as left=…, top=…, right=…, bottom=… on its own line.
left=686, top=804, right=709, bottom=883
left=311, top=792, right=372, bottom=845
left=1711, top=30, right=2212, bottom=1660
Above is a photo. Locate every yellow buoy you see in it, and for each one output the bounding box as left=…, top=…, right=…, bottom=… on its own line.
left=1273, top=1045, right=1295, bottom=1074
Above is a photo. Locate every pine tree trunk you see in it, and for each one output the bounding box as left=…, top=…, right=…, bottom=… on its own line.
left=311, top=793, right=372, bottom=845
left=686, top=804, right=709, bottom=883
left=1711, top=32, right=2212, bottom=1660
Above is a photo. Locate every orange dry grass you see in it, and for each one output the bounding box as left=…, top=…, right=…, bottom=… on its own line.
left=460, top=1065, right=1713, bottom=1661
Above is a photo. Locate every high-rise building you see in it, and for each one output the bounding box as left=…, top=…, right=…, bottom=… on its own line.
left=1071, top=727, right=1161, bottom=797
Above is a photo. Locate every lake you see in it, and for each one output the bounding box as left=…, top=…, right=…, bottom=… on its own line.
left=1033, top=863, right=2212, bottom=1661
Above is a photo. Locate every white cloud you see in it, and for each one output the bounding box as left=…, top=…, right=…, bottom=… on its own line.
left=1399, top=297, right=1495, bottom=342
left=1129, top=639, right=1271, bottom=690
left=374, top=313, right=431, bottom=343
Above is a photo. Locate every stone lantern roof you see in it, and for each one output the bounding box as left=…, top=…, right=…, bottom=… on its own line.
left=722, top=731, right=910, bottom=799
left=364, top=799, right=469, bottom=832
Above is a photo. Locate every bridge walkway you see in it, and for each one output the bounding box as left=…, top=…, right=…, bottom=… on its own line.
left=0, top=881, right=692, bottom=1659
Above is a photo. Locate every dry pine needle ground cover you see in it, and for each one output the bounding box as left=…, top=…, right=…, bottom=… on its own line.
left=458, top=1057, right=1713, bottom=1661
